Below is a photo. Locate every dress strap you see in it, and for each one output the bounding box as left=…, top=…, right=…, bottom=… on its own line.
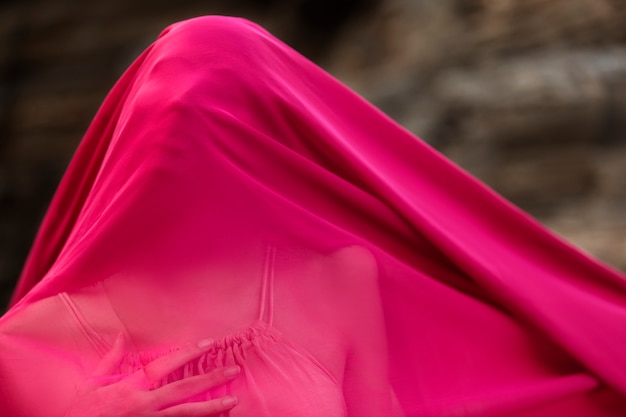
left=57, top=282, right=122, bottom=356
left=258, top=243, right=277, bottom=325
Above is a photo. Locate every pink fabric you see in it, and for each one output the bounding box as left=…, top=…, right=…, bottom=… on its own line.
left=1, top=15, right=626, bottom=416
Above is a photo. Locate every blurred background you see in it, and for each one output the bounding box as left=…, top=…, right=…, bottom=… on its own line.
left=1, top=0, right=625, bottom=309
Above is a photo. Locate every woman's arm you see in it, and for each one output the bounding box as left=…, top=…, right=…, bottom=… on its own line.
left=329, top=246, right=393, bottom=417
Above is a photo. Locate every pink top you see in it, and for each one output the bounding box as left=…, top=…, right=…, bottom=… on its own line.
left=1, top=15, right=625, bottom=417
left=56, top=244, right=346, bottom=417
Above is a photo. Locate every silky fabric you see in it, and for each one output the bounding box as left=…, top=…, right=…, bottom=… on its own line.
left=1, top=15, right=626, bottom=417
left=56, top=244, right=347, bottom=417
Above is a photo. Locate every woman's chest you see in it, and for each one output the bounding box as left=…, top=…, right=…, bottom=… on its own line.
left=120, top=324, right=347, bottom=417
left=98, top=273, right=349, bottom=385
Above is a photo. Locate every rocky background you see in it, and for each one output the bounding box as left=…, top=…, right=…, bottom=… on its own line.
left=1, top=0, right=625, bottom=309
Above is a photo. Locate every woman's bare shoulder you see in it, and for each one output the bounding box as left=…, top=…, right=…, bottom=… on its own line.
left=325, top=245, right=379, bottom=289
left=1, top=285, right=103, bottom=346
left=1, top=295, right=67, bottom=334
left=316, top=245, right=383, bottom=332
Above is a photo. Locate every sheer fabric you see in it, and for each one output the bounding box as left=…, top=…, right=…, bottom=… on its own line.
left=1, top=15, right=626, bottom=417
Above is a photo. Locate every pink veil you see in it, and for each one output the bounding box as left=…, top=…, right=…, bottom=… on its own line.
left=1, top=15, right=626, bottom=416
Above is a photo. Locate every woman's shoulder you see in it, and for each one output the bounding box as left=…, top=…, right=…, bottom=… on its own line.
left=0, top=283, right=112, bottom=353
left=0, top=293, right=95, bottom=417
left=1, top=294, right=71, bottom=339
left=275, top=244, right=380, bottom=321
left=327, top=245, right=378, bottom=275
left=322, top=245, right=379, bottom=297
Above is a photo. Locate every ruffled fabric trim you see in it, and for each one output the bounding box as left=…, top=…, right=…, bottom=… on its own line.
left=118, top=320, right=279, bottom=388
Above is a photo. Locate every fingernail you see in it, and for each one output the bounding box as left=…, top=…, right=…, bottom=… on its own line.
left=222, top=396, right=238, bottom=407
left=223, top=365, right=240, bottom=377
left=197, top=338, right=214, bottom=349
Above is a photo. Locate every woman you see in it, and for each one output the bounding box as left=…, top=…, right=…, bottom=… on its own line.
left=1, top=15, right=625, bottom=417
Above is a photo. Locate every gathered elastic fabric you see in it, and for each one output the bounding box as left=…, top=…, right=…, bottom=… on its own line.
left=119, top=323, right=279, bottom=387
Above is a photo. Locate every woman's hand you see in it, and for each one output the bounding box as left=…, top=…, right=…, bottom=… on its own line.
left=65, top=334, right=240, bottom=417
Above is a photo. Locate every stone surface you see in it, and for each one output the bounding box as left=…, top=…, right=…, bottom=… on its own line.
left=322, top=0, right=626, bottom=272
left=0, top=0, right=625, bottom=309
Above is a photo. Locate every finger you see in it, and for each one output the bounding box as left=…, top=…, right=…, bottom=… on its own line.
left=131, top=339, right=214, bottom=386
left=92, top=332, right=126, bottom=377
left=88, top=373, right=127, bottom=387
left=157, top=396, right=238, bottom=417
left=149, top=366, right=240, bottom=409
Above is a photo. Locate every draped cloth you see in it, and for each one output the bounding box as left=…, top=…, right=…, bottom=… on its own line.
left=1, top=15, right=626, bottom=417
